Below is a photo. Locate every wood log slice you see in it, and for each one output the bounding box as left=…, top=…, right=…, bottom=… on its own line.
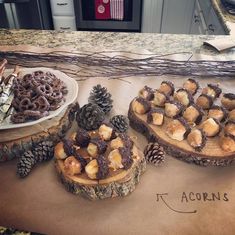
left=0, top=103, right=77, bottom=162
left=55, top=145, right=146, bottom=200
left=128, top=99, right=235, bottom=167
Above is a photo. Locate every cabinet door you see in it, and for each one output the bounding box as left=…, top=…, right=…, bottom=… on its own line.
left=161, top=0, right=195, bottom=34
left=141, top=0, right=163, bottom=33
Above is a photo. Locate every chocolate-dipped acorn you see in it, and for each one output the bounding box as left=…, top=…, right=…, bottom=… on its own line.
left=183, top=78, right=199, bottom=95
left=87, top=138, right=107, bottom=158
left=110, top=133, right=133, bottom=150
left=108, top=147, right=133, bottom=171
left=98, top=123, right=116, bottom=141
left=139, top=85, right=155, bottom=101
left=158, top=81, right=175, bottom=96
left=208, top=105, right=228, bottom=122
left=132, top=97, right=151, bottom=114
left=196, top=94, right=214, bottom=110
left=152, top=90, right=169, bottom=107
left=54, top=139, right=74, bottom=160
left=164, top=100, right=184, bottom=118
left=174, top=88, right=193, bottom=107
left=183, top=104, right=204, bottom=125
left=147, top=108, right=164, bottom=126
left=187, top=129, right=207, bottom=152
left=202, top=84, right=222, bottom=99
left=220, top=134, right=235, bottom=152
left=224, top=120, right=235, bottom=137
left=166, top=117, right=191, bottom=141
left=73, top=127, right=90, bottom=147
left=85, top=155, right=109, bottom=180
left=221, top=93, right=235, bottom=110
left=200, top=118, right=221, bottom=137
left=64, top=155, right=84, bottom=176
left=228, top=109, right=235, bottom=121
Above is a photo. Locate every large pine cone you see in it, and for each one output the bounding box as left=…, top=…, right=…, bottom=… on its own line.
left=33, top=141, right=54, bottom=162
left=76, top=103, right=105, bottom=130
left=144, top=142, right=165, bottom=166
left=89, top=84, right=113, bottom=114
left=17, top=150, right=36, bottom=178
left=110, top=115, right=129, bottom=133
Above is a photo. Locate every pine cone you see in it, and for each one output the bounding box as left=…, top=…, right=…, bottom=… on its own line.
left=33, top=141, right=54, bottom=162
left=89, top=84, right=113, bottom=114
left=144, top=142, right=165, bottom=166
left=110, top=115, right=129, bottom=133
left=17, top=150, right=36, bottom=178
left=76, top=103, right=105, bottom=130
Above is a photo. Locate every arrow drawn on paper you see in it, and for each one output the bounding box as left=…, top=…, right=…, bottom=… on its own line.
left=156, top=193, right=197, bottom=214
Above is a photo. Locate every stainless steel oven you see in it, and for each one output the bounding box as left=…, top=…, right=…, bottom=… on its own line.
left=0, top=0, right=53, bottom=29
left=74, top=0, right=142, bottom=32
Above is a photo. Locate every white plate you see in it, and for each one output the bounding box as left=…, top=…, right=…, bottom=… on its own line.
left=0, top=67, right=78, bottom=130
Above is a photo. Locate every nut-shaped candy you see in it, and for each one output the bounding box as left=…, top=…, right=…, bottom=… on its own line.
left=202, top=84, right=222, bottom=98
left=208, top=105, right=227, bottom=122
left=147, top=108, right=164, bottom=125
left=98, top=123, right=115, bottom=141
left=64, top=156, right=82, bottom=176
left=221, top=93, right=235, bottom=111
left=54, top=139, right=74, bottom=160
left=110, top=133, right=133, bottom=150
left=164, top=101, right=183, bottom=118
left=132, top=97, right=151, bottom=114
left=87, top=138, right=107, bottom=158
left=200, top=118, right=221, bottom=137
left=108, top=149, right=124, bottom=171
left=158, top=81, right=175, bottom=96
left=153, top=90, right=168, bottom=107
left=196, top=94, right=214, bottom=110
left=187, top=129, right=207, bottom=152
left=174, top=88, right=193, bottom=107
left=85, top=159, right=99, bottom=179
left=183, top=79, right=199, bottom=95
left=139, top=86, right=155, bottom=101
left=183, top=104, right=204, bottom=125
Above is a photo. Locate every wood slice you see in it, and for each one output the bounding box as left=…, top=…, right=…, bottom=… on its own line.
left=0, top=104, right=77, bottom=162
left=55, top=145, right=146, bottom=200
left=128, top=99, right=235, bottom=167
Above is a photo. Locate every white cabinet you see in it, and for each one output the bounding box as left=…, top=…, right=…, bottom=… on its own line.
left=161, top=0, right=195, bottom=34
left=141, top=0, right=163, bottom=33
left=50, top=0, right=76, bottom=31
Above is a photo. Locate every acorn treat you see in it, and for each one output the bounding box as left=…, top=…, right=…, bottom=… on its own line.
left=221, top=93, right=235, bottom=110
left=132, top=97, right=151, bottom=114
left=64, top=156, right=83, bottom=176
left=200, top=118, right=221, bottom=137
left=54, top=139, right=74, bottom=160
left=158, top=81, right=175, bottom=96
left=152, top=90, right=169, bottom=107
left=174, top=88, right=193, bottom=107
left=183, top=104, right=204, bottom=125
left=166, top=118, right=191, bottom=141
left=164, top=100, right=184, bottom=118
left=228, top=109, right=235, bottom=121
left=196, top=94, right=214, bottom=110
left=147, top=108, right=164, bottom=126
left=183, top=78, right=199, bottom=95
left=98, top=123, right=116, bottom=141
left=208, top=105, right=228, bottom=122
left=220, top=134, right=235, bottom=152
left=108, top=147, right=133, bottom=171
left=202, top=84, right=222, bottom=99
left=74, top=127, right=91, bottom=147
left=139, top=85, right=155, bottom=101
left=224, top=120, right=235, bottom=137
left=87, top=138, right=107, bottom=158
left=110, top=133, right=133, bottom=150
left=187, top=129, right=207, bottom=152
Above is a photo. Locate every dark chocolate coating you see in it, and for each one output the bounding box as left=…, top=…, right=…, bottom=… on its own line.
left=118, top=133, right=134, bottom=149
left=90, top=138, right=108, bottom=154
left=63, top=139, right=75, bottom=156
left=223, top=93, right=235, bottom=100
left=96, top=155, right=109, bottom=179
left=75, top=127, right=91, bottom=147
left=161, top=81, right=175, bottom=96
left=147, top=108, right=164, bottom=123
left=140, top=86, right=155, bottom=101
left=177, top=117, right=191, bottom=138
left=208, top=84, right=222, bottom=98
left=136, top=97, right=151, bottom=113
left=75, top=153, right=87, bottom=172
left=119, top=147, right=133, bottom=170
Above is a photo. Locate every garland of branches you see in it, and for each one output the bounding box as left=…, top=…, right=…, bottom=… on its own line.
left=0, top=50, right=235, bottom=78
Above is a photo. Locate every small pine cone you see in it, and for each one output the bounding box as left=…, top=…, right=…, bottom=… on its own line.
left=17, top=150, right=36, bottom=178
left=110, top=115, right=129, bottom=133
left=89, top=84, right=113, bottom=114
left=76, top=103, right=105, bottom=130
left=33, top=141, right=55, bottom=162
left=144, top=142, right=165, bottom=166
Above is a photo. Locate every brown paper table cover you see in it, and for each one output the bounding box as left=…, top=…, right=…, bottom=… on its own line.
left=0, top=48, right=235, bottom=235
